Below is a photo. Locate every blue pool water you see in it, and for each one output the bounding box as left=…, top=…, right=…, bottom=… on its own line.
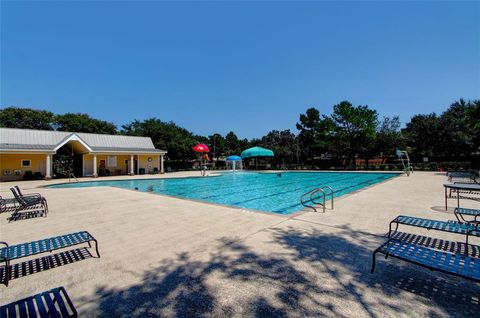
left=48, top=172, right=399, bottom=214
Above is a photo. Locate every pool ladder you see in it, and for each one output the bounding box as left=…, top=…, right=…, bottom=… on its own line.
left=300, top=186, right=335, bottom=213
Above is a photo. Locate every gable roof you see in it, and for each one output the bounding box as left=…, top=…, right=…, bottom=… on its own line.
left=0, top=128, right=166, bottom=154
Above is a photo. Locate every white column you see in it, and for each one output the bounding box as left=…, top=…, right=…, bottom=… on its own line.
left=137, top=155, right=140, bottom=175
left=93, top=154, right=98, bottom=177
left=130, top=155, right=134, bottom=175
left=160, top=155, right=164, bottom=174
left=45, top=154, right=52, bottom=179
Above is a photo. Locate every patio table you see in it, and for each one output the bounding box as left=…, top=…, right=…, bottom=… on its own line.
left=444, top=183, right=480, bottom=210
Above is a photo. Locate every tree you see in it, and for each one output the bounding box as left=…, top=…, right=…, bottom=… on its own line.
left=375, top=116, right=404, bottom=162
left=259, top=129, right=296, bottom=166
left=55, top=113, right=118, bottom=134
left=0, top=107, right=54, bottom=130
left=466, top=100, right=480, bottom=153
left=238, top=138, right=251, bottom=155
left=208, top=133, right=225, bottom=162
left=122, top=118, right=197, bottom=161
left=403, top=99, right=479, bottom=161
left=225, top=131, right=241, bottom=155
left=403, top=113, right=440, bottom=159
left=296, top=108, right=332, bottom=163
left=330, top=101, right=378, bottom=167
left=435, top=99, right=474, bottom=158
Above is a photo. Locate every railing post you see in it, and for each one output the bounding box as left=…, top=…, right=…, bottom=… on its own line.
left=323, top=191, right=326, bottom=213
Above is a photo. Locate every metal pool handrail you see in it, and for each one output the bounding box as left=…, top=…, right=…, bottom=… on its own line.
left=300, top=186, right=335, bottom=213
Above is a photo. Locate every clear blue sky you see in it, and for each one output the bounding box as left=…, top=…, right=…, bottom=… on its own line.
left=2, top=1, right=479, bottom=139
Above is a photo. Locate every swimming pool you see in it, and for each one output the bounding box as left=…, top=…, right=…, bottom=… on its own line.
left=49, top=172, right=399, bottom=215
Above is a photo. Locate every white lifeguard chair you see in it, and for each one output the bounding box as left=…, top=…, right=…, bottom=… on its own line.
left=396, top=149, right=413, bottom=176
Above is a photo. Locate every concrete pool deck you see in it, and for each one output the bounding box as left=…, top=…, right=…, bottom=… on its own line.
left=1, top=171, right=479, bottom=317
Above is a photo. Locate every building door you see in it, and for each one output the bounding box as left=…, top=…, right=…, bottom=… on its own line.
left=73, top=154, right=83, bottom=177
left=99, top=159, right=106, bottom=176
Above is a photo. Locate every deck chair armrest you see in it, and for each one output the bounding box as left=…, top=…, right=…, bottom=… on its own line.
left=24, top=196, right=43, bottom=205
left=0, top=241, right=9, bottom=261
left=22, top=193, right=43, bottom=199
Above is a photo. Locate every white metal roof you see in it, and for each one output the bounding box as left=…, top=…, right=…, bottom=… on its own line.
left=0, top=128, right=166, bottom=154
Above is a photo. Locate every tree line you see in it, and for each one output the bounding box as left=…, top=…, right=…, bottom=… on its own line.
left=1, top=98, right=479, bottom=169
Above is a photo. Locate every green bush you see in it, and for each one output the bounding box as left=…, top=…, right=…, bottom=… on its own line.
left=23, top=171, right=34, bottom=180
left=33, top=172, right=44, bottom=180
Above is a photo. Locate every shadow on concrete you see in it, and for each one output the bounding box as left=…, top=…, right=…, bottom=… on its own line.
left=1, top=248, right=93, bottom=285
left=88, top=226, right=480, bottom=317
left=1, top=202, right=47, bottom=222
left=273, top=225, right=480, bottom=317
left=7, top=209, right=47, bottom=222
left=429, top=206, right=454, bottom=214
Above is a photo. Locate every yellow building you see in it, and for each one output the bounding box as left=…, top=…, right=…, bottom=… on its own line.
left=0, top=128, right=167, bottom=182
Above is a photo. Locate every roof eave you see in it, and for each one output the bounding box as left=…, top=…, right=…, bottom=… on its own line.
left=90, top=150, right=167, bottom=155
left=0, top=149, right=56, bottom=154
left=53, top=134, right=93, bottom=152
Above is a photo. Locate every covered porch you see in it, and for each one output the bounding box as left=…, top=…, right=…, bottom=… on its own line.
left=83, top=153, right=166, bottom=177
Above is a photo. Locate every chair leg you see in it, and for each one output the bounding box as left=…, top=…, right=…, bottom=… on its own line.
left=466, top=233, right=470, bottom=256
left=42, top=199, right=48, bottom=217
left=91, top=239, right=101, bottom=258
left=4, top=259, right=10, bottom=287
left=9, top=208, right=20, bottom=223
left=370, top=251, right=378, bottom=274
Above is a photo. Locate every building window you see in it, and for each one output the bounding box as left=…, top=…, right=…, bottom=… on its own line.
left=21, top=159, right=31, bottom=167
left=3, top=169, right=12, bottom=175
left=107, top=156, right=117, bottom=167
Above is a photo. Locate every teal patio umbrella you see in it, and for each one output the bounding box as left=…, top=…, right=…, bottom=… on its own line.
left=241, top=147, right=274, bottom=169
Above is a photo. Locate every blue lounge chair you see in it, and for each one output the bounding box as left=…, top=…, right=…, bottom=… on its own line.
left=0, top=287, right=77, bottom=317
left=389, top=230, right=480, bottom=257
left=389, top=215, right=480, bottom=255
left=1, top=231, right=99, bottom=286
left=454, top=207, right=480, bottom=224
left=0, top=196, right=17, bottom=213
left=447, top=171, right=479, bottom=184
left=371, top=238, right=480, bottom=282
left=389, top=215, right=479, bottom=236
left=9, top=187, right=48, bottom=221
left=14, top=186, right=45, bottom=201
left=1, top=186, right=46, bottom=214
